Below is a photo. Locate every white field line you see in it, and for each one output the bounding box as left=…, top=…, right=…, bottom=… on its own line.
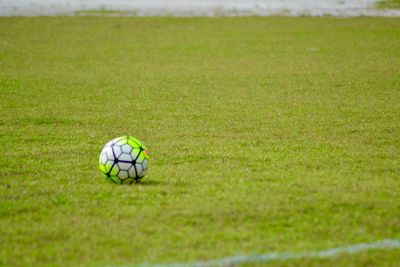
left=121, top=239, right=400, bottom=267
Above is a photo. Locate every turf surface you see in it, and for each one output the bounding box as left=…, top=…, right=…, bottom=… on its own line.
left=377, top=0, right=400, bottom=9
left=0, top=17, right=399, bottom=267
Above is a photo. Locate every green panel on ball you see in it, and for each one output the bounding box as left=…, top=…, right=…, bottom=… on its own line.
left=127, top=136, right=142, bottom=148
left=136, top=150, right=146, bottom=162
left=108, top=175, right=122, bottom=184
left=99, top=164, right=107, bottom=174
left=109, top=165, right=119, bottom=176
left=131, top=147, right=141, bottom=160
left=104, top=161, right=114, bottom=173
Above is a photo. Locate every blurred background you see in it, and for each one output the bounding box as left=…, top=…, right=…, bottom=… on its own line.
left=1, top=0, right=399, bottom=16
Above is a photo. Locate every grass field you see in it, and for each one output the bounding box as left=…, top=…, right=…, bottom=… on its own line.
left=377, top=0, right=400, bottom=9
left=0, top=16, right=400, bottom=267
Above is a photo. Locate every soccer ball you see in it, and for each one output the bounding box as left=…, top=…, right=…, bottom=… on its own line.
left=99, top=136, right=149, bottom=184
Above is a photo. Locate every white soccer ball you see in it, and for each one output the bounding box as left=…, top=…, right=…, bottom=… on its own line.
left=99, top=136, right=149, bottom=184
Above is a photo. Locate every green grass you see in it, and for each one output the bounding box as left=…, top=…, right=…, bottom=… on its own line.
left=376, top=0, right=400, bottom=9
left=0, top=17, right=399, bottom=267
